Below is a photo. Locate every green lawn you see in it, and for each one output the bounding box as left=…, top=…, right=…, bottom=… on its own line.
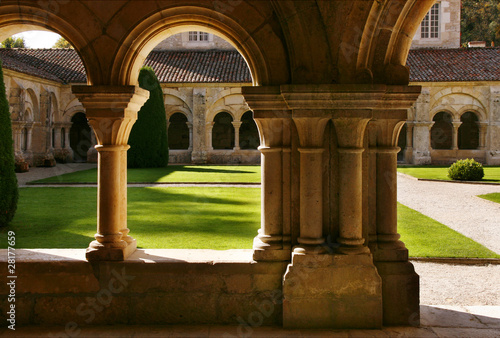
left=1, top=187, right=260, bottom=249
left=397, top=165, right=500, bottom=182
left=397, top=203, right=500, bottom=258
left=477, top=193, right=500, bottom=204
left=1, top=187, right=498, bottom=258
left=31, top=165, right=261, bottom=184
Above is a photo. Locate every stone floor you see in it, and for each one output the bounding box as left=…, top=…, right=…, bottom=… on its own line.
left=2, top=304, right=500, bottom=337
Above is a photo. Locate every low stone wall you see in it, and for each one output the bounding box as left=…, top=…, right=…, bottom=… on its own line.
left=0, top=249, right=286, bottom=329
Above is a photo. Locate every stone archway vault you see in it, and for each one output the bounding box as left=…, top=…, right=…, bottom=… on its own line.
left=0, top=0, right=437, bottom=330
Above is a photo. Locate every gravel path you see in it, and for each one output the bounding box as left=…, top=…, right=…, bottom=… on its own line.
left=16, top=163, right=97, bottom=186
left=397, top=173, right=500, bottom=254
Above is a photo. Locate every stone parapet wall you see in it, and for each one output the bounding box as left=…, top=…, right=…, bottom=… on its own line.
left=0, top=249, right=286, bottom=328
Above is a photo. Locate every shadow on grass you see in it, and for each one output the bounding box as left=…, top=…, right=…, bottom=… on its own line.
left=1, top=187, right=260, bottom=249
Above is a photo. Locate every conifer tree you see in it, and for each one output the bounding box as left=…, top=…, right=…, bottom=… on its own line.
left=128, top=66, right=169, bottom=168
left=0, top=59, right=19, bottom=226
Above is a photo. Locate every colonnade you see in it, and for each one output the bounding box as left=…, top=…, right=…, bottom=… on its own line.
left=73, top=83, right=421, bottom=327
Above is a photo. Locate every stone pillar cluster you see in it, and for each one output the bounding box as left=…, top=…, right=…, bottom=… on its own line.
left=242, top=84, right=421, bottom=328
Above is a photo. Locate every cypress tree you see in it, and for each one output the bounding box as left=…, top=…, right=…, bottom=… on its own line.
left=128, top=66, right=169, bottom=168
left=0, top=59, right=19, bottom=226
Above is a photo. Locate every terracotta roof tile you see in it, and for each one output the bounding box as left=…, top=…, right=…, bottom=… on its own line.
left=407, top=47, right=500, bottom=82
left=1, top=47, right=498, bottom=84
left=0, top=48, right=252, bottom=84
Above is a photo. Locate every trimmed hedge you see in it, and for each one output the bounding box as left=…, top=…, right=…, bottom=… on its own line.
left=128, top=67, right=169, bottom=168
left=0, top=59, right=19, bottom=226
left=447, top=158, right=484, bottom=181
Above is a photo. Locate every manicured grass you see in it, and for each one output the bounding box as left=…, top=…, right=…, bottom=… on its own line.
left=2, top=187, right=498, bottom=258
left=398, top=202, right=500, bottom=258
left=31, top=165, right=261, bottom=184
left=477, top=193, right=500, bottom=204
left=397, top=165, right=500, bottom=182
left=0, top=187, right=260, bottom=249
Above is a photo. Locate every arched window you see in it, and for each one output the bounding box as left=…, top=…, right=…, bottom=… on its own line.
left=168, top=113, right=189, bottom=150
left=431, top=112, right=453, bottom=149
left=458, top=112, right=479, bottom=150
left=70, top=112, right=92, bottom=162
left=212, top=112, right=234, bottom=150
left=397, top=123, right=407, bottom=162
left=239, top=111, right=259, bottom=150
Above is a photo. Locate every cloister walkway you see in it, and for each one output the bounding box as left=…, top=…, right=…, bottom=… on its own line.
left=397, top=172, right=500, bottom=254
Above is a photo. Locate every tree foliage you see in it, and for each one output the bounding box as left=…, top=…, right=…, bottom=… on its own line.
left=128, top=67, right=169, bottom=168
left=461, top=0, right=500, bottom=46
left=52, top=37, right=73, bottom=49
left=0, top=59, right=19, bottom=226
left=1, top=36, right=27, bottom=48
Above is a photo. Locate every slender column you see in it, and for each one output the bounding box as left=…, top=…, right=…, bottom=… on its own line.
left=206, top=122, right=214, bottom=151
left=332, top=116, right=371, bottom=255
left=187, top=122, right=193, bottom=150
left=405, top=122, right=414, bottom=163
left=478, top=122, right=488, bottom=150
left=293, top=117, right=329, bottom=254
left=254, top=119, right=283, bottom=249
left=232, top=121, right=242, bottom=150
left=452, top=121, right=461, bottom=150
left=72, top=85, right=149, bottom=261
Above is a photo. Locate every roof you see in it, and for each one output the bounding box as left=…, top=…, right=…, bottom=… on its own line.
left=406, top=47, right=500, bottom=82
left=1, top=47, right=499, bottom=84
left=0, top=48, right=252, bottom=84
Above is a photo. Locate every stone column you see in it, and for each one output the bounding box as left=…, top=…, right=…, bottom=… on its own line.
left=478, top=122, right=488, bottom=150
left=292, top=117, right=330, bottom=254
left=452, top=121, right=462, bottom=150
left=372, top=111, right=420, bottom=326
left=242, top=86, right=291, bottom=261
left=405, top=122, right=414, bottom=163
left=206, top=122, right=214, bottom=151
left=412, top=122, right=433, bottom=164
left=232, top=121, right=242, bottom=150
left=332, top=116, right=371, bottom=255
left=72, top=85, right=149, bottom=261
left=187, top=122, right=193, bottom=151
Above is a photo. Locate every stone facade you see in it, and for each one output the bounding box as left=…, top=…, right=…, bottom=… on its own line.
left=411, top=0, right=461, bottom=49
left=403, top=82, right=500, bottom=165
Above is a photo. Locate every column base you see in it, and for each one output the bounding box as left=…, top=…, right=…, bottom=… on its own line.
left=283, top=252, right=383, bottom=329
left=374, top=261, right=420, bottom=326
left=86, top=238, right=137, bottom=261
left=252, top=237, right=291, bottom=261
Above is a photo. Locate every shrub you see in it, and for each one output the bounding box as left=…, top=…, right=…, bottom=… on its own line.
left=447, top=158, right=484, bottom=181
left=0, top=59, right=19, bottom=226
left=128, top=66, right=169, bottom=168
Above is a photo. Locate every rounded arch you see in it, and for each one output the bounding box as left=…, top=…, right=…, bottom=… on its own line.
left=458, top=111, right=480, bottom=150
left=212, top=111, right=234, bottom=150
left=165, top=106, right=193, bottom=123
left=113, top=6, right=277, bottom=86
left=431, top=111, right=453, bottom=150
left=25, top=88, right=39, bottom=122
left=63, top=98, right=86, bottom=123
left=458, top=105, right=487, bottom=122
left=430, top=107, right=458, bottom=123
left=168, top=112, right=190, bottom=150
left=239, top=111, right=259, bottom=150
left=0, top=4, right=96, bottom=83
left=208, top=108, right=236, bottom=124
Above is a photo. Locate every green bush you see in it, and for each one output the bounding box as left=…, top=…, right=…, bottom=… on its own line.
left=128, top=66, right=169, bottom=168
left=447, top=158, right=484, bottom=181
left=0, top=59, right=19, bottom=226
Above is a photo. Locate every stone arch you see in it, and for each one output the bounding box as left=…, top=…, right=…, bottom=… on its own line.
left=239, top=111, right=259, bottom=150
left=431, top=111, right=453, bottom=150
left=63, top=98, right=86, bottom=123
left=25, top=88, right=39, bottom=122
left=458, top=111, right=480, bottom=150
left=212, top=111, right=234, bottom=150
left=70, top=111, right=92, bottom=162
left=168, top=112, right=190, bottom=150
left=0, top=4, right=95, bottom=83
left=457, top=105, right=487, bottom=122
left=112, top=5, right=286, bottom=86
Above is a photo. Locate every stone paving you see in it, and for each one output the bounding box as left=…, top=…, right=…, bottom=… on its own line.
left=397, top=173, right=500, bottom=254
